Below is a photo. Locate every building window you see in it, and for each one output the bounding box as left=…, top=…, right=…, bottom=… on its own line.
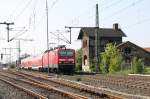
left=106, top=40, right=113, bottom=44
left=84, top=55, right=88, bottom=65
left=108, top=40, right=113, bottom=43
left=124, top=47, right=131, bottom=54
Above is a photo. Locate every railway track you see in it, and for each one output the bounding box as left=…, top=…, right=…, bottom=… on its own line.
left=0, top=71, right=89, bottom=99
left=0, top=77, right=48, bottom=99
left=61, top=74, right=150, bottom=98
left=1, top=69, right=123, bottom=99
left=2, top=69, right=149, bottom=99
left=83, top=74, right=150, bottom=95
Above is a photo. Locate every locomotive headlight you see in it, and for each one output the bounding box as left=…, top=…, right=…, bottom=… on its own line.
left=72, top=61, right=75, bottom=64
left=69, top=59, right=75, bottom=64
left=68, top=59, right=74, bottom=61
left=59, top=59, right=65, bottom=64
left=59, top=61, right=63, bottom=64
left=59, top=59, right=65, bottom=61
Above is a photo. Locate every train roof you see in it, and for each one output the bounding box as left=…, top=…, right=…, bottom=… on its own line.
left=21, top=54, right=43, bottom=61
left=44, top=45, right=74, bottom=53
left=21, top=57, right=33, bottom=62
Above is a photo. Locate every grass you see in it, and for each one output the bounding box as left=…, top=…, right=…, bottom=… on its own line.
left=144, top=66, right=150, bottom=74
left=109, top=69, right=131, bottom=75
left=110, top=66, right=150, bottom=75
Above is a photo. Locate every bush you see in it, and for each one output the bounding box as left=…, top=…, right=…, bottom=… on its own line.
left=89, top=59, right=97, bottom=72
left=131, top=57, right=144, bottom=74
left=100, top=43, right=123, bottom=73
left=145, top=66, right=150, bottom=74
left=100, top=53, right=109, bottom=73
left=75, top=63, right=82, bottom=71
left=109, top=54, right=122, bottom=73
left=10, top=64, right=15, bottom=69
left=75, top=48, right=82, bottom=71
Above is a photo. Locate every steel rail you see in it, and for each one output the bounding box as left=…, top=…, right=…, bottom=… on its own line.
left=12, top=70, right=123, bottom=99
left=0, top=72, right=88, bottom=99
left=0, top=77, right=48, bottom=99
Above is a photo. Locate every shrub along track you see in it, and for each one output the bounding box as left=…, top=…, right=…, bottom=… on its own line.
left=1, top=69, right=123, bottom=99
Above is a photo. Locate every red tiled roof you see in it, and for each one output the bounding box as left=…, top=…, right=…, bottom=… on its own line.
left=144, top=48, right=150, bottom=53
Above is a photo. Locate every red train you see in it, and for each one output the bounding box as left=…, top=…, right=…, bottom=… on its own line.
left=21, top=45, right=75, bottom=73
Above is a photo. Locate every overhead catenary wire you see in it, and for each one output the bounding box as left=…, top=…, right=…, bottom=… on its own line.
left=11, top=0, right=39, bottom=44
left=102, top=0, right=145, bottom=21
left=0, top=0, right=149, bottom=58
left=28, top=0, right=39, bottom=29
left=49, top=32, right=70, bottom=44
left=68, top=5, right=95, bottom=27
left=66, top=0, right=145, bottom=28
left=9, top=29, right=28, bottom=42
left=68, top=0, right=124, bottom=27
left=59, top=32, right=70, bottom=42
left=101, top=0, right=149, bottom=30
left=33, top=0, right=60, bottom=30
left=8, top=0, right=34, bottom=44
left=13, top=0, right=33, bottom=22
left=50, top=0, right=60, bottom=9
left=102, top=0, right=123, bottom=10
left=1, top=0, right=36, bottom=45
left=8, top=0, right=26, bottom=21
left=122, top=17, right=150, bottom=29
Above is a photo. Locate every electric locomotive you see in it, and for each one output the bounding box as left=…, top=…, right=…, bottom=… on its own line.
left=42, top=45, right=75, bottom=73
left=21, top=45, right=75, bottom=73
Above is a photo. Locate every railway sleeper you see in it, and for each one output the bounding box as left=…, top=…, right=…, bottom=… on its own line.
left=2, top=73, right=88, bottom=99
left=0, top=77, right=48, bottom=99
left=12, top=71, right=123, bottom=99
left=0, top=72, right=87, bottom=99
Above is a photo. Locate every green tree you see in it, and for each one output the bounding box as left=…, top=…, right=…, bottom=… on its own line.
left=100, top=52, right=109, bottom=73
left=109, top=54, right=123, bottom=73
left=100, top=43, right=123, bottom=73
left=131, top=57, right=144, bottom=74
left=75, top=48, right=82, bottom=71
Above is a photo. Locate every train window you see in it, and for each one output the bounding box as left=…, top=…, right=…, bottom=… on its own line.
left=54, top=51, right=56, bottom=55
left=59, top=50, right=73, bottom=56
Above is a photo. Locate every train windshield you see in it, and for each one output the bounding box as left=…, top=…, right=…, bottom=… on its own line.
left=59, top=50, right=74, bottom=56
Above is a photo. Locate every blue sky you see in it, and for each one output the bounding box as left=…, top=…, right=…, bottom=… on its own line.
left=0, top=0, right=150, bottom=62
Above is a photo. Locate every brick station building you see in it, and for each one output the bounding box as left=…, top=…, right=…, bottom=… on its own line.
left=77, top=23, right=150, bottom=71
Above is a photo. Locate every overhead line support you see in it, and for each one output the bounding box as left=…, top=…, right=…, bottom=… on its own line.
left=65, top=26, right=95, bottom=44
left=0, top=22, right=14, bottom=42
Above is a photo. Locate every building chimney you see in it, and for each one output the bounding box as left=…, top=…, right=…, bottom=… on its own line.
left=113, top=23, right=119, bottom=30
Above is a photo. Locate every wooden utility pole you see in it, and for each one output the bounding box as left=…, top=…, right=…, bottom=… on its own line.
left=0, top=22, right=14, bottom=42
